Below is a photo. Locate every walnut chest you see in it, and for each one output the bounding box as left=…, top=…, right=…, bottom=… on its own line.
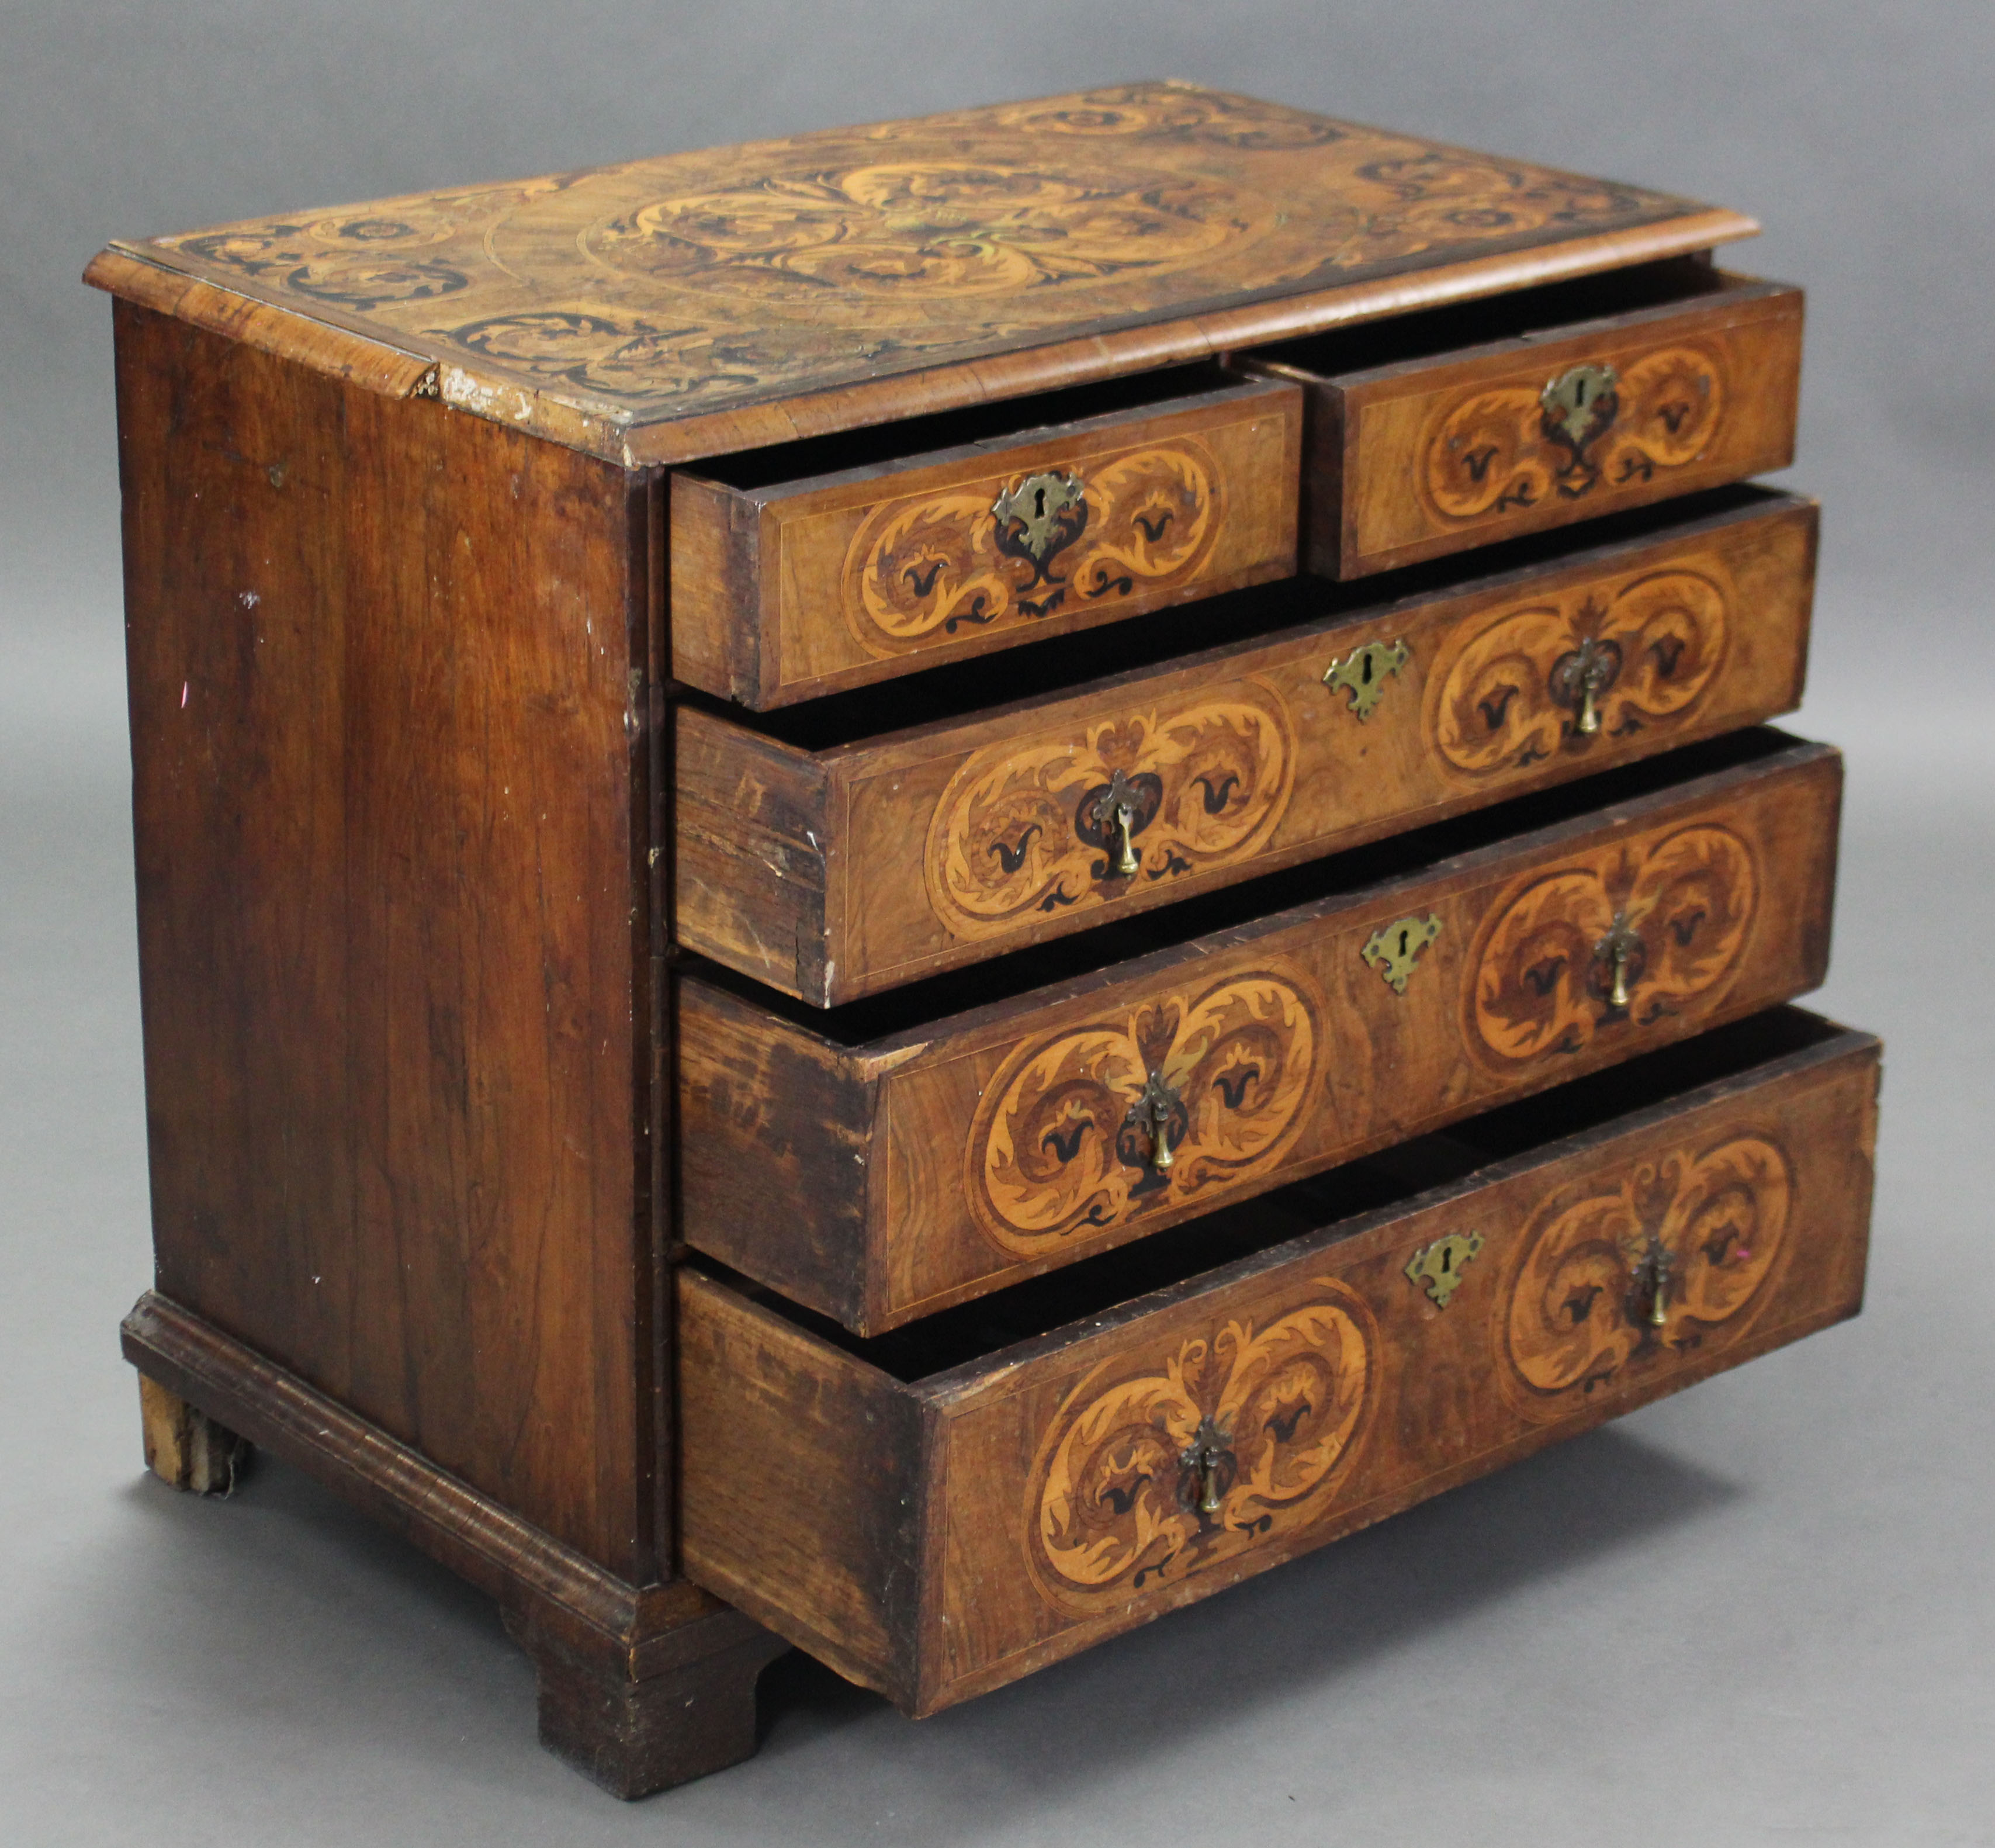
left=88, top=82, right=1874, bottom=1798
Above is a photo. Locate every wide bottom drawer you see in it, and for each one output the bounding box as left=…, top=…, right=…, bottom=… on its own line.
left=680, top=1008, right=1878, bottom=1717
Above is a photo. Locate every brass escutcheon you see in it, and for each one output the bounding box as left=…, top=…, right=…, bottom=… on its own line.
left=1362, top=913, right=1443, bottom=994
left=1541, top=362, right=1620, bottom=453
left=1324, top=638, right=1410, bottom=720
left=991, top=470, right=1087, bottom=567
left=1405, top=1230, right=1484, bottom=1309
left=1180, top=1417, right=1229, bottom=1518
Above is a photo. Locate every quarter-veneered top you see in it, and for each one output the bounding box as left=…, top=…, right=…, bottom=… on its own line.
left=86, top=82, right=1755, bottom=467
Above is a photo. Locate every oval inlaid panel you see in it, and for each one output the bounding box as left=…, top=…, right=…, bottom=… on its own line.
left=1421, top=343, right=1727, bottom=525
left=1026, top=1275, right=1374, bottom=1614
left=1468, top=823, right=1757, bottom=1064
left=843, top=439, right=1223, bottom=656
left=590, top=163, right=1257, bottom=303
left=1499, top=1136, right=1790, bottom=1418
left=968, top=970, right=1320, bottom=1255
left=144, top=84, right=1693, bottom=421
left=1431, top=565, right=1730, bottom=774
left=926, top=680, right=1294, bottom=940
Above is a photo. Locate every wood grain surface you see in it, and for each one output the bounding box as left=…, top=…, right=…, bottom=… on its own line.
left=87, top=83, right=1754, bottom=466
left=678, top=1011, right=1879, bottom=1715
left=669, top=375, right=1300, bottom=707
left=674, top=491, right=1816, bottom=1004
left=114, top=300, right=661, bottom=1578
left=678, top=733, right=1841, bottom=1333
left=1255, top=271, right=1802, bottom=577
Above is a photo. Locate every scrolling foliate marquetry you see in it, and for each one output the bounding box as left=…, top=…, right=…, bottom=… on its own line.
left=1431, top=563, right=1731, bottom=775
left=1468, top=824, right=1758, bottom=1064
left=1026, top=1276, right=1375, bottom=1615
left=967, top=972, right=1320, bottom=1255
left=845, top=441, right=1220, bottom=655
left=926, top=684, right=1296, bottom=940
left=1422, top=345, right=1727, bottom=527
left=131, top=84, right=1702, bottom=428
left=1498, top=1136, right=1791, bottom=1419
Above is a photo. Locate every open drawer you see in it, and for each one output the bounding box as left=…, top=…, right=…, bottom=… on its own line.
left=680, top=1008, right=1879, bottom=1716
left=1237, top=257, right=1802, bottom=579
left=674, top=488, right=1817, bottom=1005
left=669, top=368, right=1301, bottom=708
left=678, top=729, right=1841, bottom=1334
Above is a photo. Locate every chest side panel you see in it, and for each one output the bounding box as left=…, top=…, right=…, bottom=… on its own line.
left=115, top=302, right=654, bottom=1577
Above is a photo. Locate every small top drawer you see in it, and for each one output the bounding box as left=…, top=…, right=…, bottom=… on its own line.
left=1242, top=261, right=1803, bottom=579
left=670, top=371, right=1302, bottom=710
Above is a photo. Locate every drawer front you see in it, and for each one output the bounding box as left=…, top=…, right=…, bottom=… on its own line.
left=678, top=736, right=1841, bottom=1333
left=1263, top=278, right=1801, bottom=580
left=676, top=492, right=1816, bottom=1004
left=678, top=1015, right=1879, bottom=1715
left=670, top=378, right=1301, bottom=709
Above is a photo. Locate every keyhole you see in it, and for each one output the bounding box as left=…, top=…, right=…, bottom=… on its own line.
left=1574, top=378, right=1588, bottom=406
left=1362, top=655, right=1374, bottom=684
left=1439, top=1248, right=1453, bottom=1273
left=1398, top=929, right=1410, bottom=956
left=1033, top=487, right=1047, bottom=519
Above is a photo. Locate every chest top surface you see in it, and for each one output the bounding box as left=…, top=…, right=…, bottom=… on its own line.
left=89, top=82, right=1754, bottom=464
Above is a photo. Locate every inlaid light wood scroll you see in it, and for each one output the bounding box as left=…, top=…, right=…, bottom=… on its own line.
left=845, top=441, right=1221, bottom=655
left=112, top=82, right=1726, bottom=449
left=927, top=686, right=1296, bottom=940
left=1423, top=344, right=1727, bottom=526
left=968, top=971, right=1320, bottom=1255
left=1468, top=824, right=1758, bottom=1062
left=1499, top=1135, right=1791, bottom=1417
left=1027, top=1276, right=1375, bottom=1614
left=1431, top=565, right=1731, bottom=775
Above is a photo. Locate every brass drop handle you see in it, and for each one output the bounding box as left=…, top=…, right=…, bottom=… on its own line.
left=1182, top=1433, right=1226, bottom=1515
left=1608, top=932, right=1634, bottom=1009
left=1085, top=769, right=1144, bottom=879
left=1111, top=801, right=1139, bottom=877
left=1554, top=636, right=1620, bottom=738
left=1598, top=919, right=1641, bottom=1011
left=1128, top=1068, right=1182, bottom=1174
left=1634, top=1236, right=1674, bottom=1331
left=1195, top=1445, right=1222, bottom=1515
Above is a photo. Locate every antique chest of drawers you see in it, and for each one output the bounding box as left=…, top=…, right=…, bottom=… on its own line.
left=89, top=82, right=1876, bottom=1798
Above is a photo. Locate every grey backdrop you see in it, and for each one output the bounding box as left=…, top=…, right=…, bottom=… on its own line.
left=5, top=5, right=1992, bottom=1843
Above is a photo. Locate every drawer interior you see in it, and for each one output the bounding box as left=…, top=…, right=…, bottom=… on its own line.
left=692, top=482, right=1793, bottom=753
left=1247, top=253, right=1736, bottom=384
left=678, top=359, right=1247, bottom=491
left=681, top=723, right=1811, bottom=1047
left=689, top=1005, right=1852, bottom=1386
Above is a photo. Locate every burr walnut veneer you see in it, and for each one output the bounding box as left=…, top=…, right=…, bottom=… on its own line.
left=88, top=82, right=1870, bottom=1800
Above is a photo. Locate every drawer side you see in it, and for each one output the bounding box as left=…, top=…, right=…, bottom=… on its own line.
left=677, top=978, right=878, bottom=1330
left=678, top=1271, right=927, bottom=1698
left=674, top=707, right=834, bottom=1002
